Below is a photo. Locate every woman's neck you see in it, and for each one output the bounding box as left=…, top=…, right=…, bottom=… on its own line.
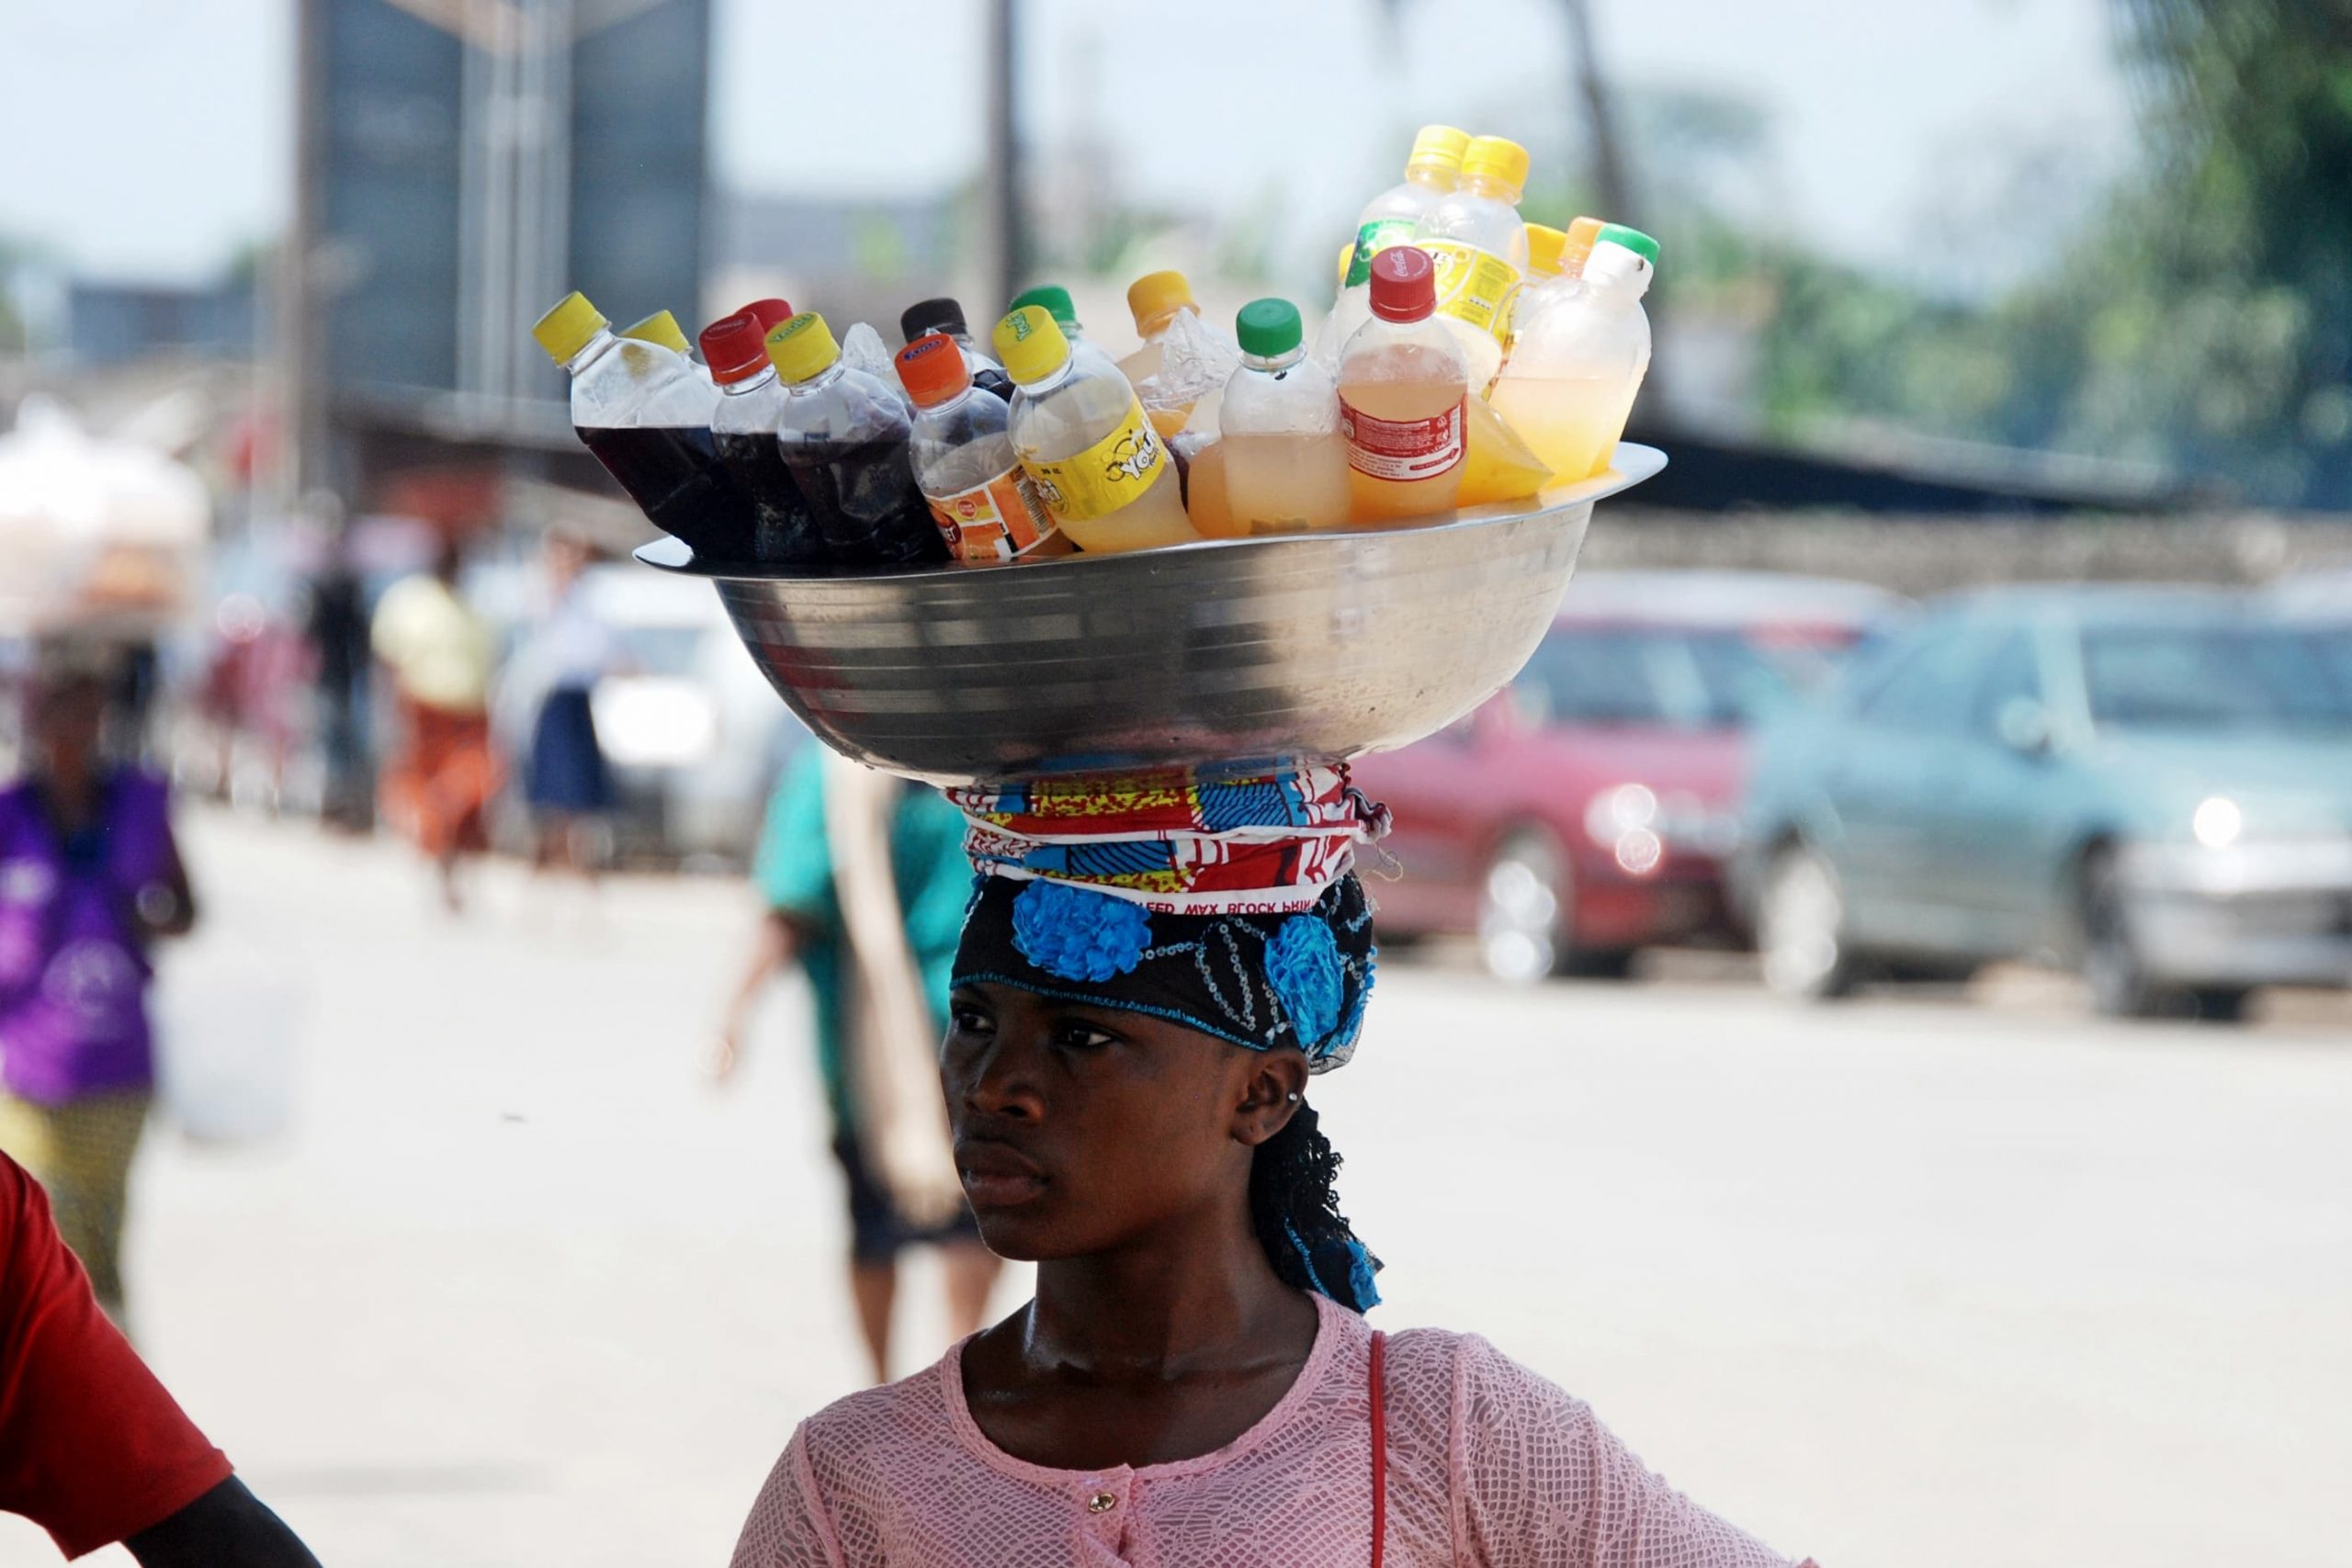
left=1021, top=1201, right=1310, bottom=1376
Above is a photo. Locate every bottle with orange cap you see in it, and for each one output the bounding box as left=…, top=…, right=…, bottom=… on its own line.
left=896, top=332, right=1067, bottom=565
left=1412, top=134, right=1533, bottom=392
left=700, top=306, right=826, bottom=565
left=765, top=312, right=947, bottom=568
left=1117, top=271, right=1213, bottom=438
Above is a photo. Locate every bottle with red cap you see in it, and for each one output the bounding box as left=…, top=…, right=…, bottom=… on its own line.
left=895, top=333, right=1066, bottom=565
left=699, top=307, right=826, bottom=565
left=1337, top=246, right=1469, bottom=525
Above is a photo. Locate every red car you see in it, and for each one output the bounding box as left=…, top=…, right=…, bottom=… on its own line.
left=1351, top=571, right=1899, bottom=979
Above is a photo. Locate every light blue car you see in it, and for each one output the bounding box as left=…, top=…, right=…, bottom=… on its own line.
left=1733, top=586, right=2352, bottom=1020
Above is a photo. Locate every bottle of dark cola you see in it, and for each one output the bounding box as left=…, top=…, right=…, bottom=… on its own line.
left=699, top=310, right=829, bottom=566
left=534, top=291, right=754, bottom=560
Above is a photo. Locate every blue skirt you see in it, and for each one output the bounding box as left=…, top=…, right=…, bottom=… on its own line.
left=526, top=686, right=612, bottom=812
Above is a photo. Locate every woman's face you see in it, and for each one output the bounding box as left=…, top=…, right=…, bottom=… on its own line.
left=944, top=982, right=1306, bottom=1261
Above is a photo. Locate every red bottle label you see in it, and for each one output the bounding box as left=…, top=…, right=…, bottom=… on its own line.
left=1339, top=396, right=1466, bottom=481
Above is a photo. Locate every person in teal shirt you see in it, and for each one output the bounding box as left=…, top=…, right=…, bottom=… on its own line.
left=715, top=748, right=1001, bottom=1382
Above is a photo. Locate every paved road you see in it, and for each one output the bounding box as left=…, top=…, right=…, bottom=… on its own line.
left=6, top=809, right=2348, bottom=1566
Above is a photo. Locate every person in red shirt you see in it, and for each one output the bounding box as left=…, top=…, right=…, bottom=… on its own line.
left=0, top=1151, right=319, bottom=1563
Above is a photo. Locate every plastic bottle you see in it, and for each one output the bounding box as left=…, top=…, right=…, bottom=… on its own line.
left=1337, top=248, right=1469, bottom=525
left=896, top=332, right=1066, bottom=564
left=899, top=297, right=1015, bottom=401
left=1506, top=215, right=1606, bottom=352
left=991, top=305, right=1197, bottom=554
left=1412, top=135, right=1532, bottom=392
left=1117, top=271, right=1210, bottom=436
left=1219, top=299, right=1350, bottom=535
left=1488, top=224, right=1658, bottom=483
left=764, top=312, right=949, bottom=568
left=533, top=290, right=754, bottom=559
left=1320, top=126, right=1471, bottom=364
left=623, top=310, right=694, bottom=356
left=699, top=310, right=827, bottom=565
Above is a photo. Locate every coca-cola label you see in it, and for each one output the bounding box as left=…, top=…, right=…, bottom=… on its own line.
left=1339, top=396, right=1466, bottom=481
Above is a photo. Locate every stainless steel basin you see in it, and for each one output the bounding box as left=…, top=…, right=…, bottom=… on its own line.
left=639, top=443, right=1665, bottom=787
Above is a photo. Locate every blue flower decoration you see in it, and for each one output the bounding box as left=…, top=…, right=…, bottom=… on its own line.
left=1267, top=915, right=1345, bottom=1049
left=1012, top=880, right=1152, bottom=983
left=1345, top=1239, right=1383, bottom=1312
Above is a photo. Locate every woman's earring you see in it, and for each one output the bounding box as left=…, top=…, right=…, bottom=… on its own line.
left=1285, top=1092, right=1301, bottom=1103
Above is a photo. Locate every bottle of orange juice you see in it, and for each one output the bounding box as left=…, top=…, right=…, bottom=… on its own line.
left=1338, top=247, right=1468, bottom=525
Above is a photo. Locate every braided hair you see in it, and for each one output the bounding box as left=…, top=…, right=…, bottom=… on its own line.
left=1250, top=1098, right=1381, bottom=1313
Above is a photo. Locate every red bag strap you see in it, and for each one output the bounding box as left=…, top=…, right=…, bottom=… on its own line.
left=1369, top=1329, right=1388, bottom=1568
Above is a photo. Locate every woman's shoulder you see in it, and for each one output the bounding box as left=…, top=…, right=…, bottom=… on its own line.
left=796, top=1355, right=958, bottom=1468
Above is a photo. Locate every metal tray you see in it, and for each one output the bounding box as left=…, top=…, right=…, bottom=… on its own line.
left=639, top=443, right=1665, bottom=787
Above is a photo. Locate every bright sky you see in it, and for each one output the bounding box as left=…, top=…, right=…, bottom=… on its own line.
left=0, top=0, right=2135, bottom=295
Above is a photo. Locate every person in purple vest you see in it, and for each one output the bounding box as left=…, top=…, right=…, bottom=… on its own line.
left=0, top=645, right=197, bottom=1326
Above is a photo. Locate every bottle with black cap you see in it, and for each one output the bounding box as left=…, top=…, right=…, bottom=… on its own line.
left=899, top=297, right=1015, bottom=401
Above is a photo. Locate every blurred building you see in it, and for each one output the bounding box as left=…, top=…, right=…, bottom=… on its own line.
left=66, top=278, right=260, bottom=367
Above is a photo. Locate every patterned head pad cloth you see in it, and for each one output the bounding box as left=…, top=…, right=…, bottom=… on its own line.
left=949, top=766, right=1385, bottom=1070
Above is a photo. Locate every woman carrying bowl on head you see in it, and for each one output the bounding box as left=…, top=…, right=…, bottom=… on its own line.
left=727, top=768, right=1814, bottom=1568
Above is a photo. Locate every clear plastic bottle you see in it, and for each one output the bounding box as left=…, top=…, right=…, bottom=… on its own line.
left=1007, top=284, right=1127, bottom=386
left=623, top=310, right=694, bottom=356
left=991, top=305, right=1198, bottom=554
left=533, top=290, right=753, bottom=559
left=1338, top=248, right=1469, bottom=525
left=1488, top=224, right=1657, bottom=483
left=699, top=310, right=826, bottom=565
left=1412, top=135, right=1532, bottom=392
left=1118, top=270, right=1208, bottom=436
left=763, top=312, right=949, bottom=568
left=895, top=332, right=1067, bottom=565
left=1319, top=126, right=1471, bottom=365
left=1220, top=299, right=1350, bottom=535
left=899, top=297, right=1015, bottom=401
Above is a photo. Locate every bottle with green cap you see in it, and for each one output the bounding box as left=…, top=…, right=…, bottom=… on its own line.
left=764, top=311, right=947, bottom=568
left=990, top=304, right=1197, bottom=553
left=1217, top=299, right=1349, bottom=535
left=1412, top=133, right=1534, bottom=392
left=531, top=289, right=753, bottom=559
left=1317, top=125, right=1472, bottom=367
left=1489, top=224, right=1658, bottom=483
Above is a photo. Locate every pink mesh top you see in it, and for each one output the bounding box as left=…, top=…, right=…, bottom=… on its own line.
left=730, top=1294, right=1811, bottom=1567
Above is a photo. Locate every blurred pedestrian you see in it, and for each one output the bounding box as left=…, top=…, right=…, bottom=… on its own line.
left=305, top=522, right=373, bottom=831
left=0, top=1147, right=321, bottom=1565
left=370, top=538, right=499, bottom=912
left=514, top=529, right=622, bottom=880
left=0, top=646, right=197, bottom=1327
left=716, top=748, right=1001, bottom=1382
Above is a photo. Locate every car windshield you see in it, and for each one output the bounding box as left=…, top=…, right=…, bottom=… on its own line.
left=2083, top=623, right=2352, bottom=732
left=1514, top=625, right=1806, bottom=728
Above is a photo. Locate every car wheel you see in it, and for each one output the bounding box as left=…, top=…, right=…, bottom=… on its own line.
left=2080, top=851, right=2165, bottom=1019
left=1479, top=830, right=1570, bottom=983
left=1758, top=843, right=1856, bottom=999
left=2189, top=987, right=2252, bottom=1023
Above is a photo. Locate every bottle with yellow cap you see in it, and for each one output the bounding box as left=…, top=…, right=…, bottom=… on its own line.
left=1500, top=215, right=1607, bottom=361
left=1412, top=134, right=1532, bottom=391
left=765, top=312, right=947, bottom=568
left=1317, top=125, right=1472, bottom=365
left=532, top=290, right=753, bottom=558
left=1116, top=271, right=1218, bottom=439
left=991, top=305, right=1198, bottom=553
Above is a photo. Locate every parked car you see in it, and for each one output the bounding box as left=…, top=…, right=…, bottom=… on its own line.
left=1735, top=586, right=2352, bottom=1020
left=1353, top=571, right=1900, bottom=979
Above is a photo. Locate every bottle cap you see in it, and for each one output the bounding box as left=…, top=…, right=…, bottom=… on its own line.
left=1460, top=135, right=1530, bottom=195
left=621, top=310, right=691, bottom=355
left=1407, top=124, right=1472, bottom=174
left=698, top=311, right=773, bottom=386
left=1008, top=285, right=1080, bottom=331
left=895, top=333, right=972, bottom=407
left=1234, top=299, right=1302, bottom=359
left=1524, top=224, right=1568, bottom=279
left=1125, top=271, right=1195, bottom=335
left=532, top=291, right=608, bottom=365
left=1594, top=223, right=1660, bottom=268
left=765, top=312, right=842, bottom=384
left=742, top=297, right=794, bottom=333
left=899, top=297, right=970, bottom=345
left=991, top=305, right=1072, bottom=386
left=1368, top=246, right=1437, bottom=323
left=1561, top=217, right=1606, bottom=277
left=1337, top=242, right=1355, bottom=290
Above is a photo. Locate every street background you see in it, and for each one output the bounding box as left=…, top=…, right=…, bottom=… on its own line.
left=0, top=808, right=2345, bottom=1567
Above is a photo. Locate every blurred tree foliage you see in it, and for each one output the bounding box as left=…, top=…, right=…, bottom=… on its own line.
left=1743, top=0, right=2352, bottom=506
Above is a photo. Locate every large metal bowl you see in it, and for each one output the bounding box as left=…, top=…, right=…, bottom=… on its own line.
left=639, top=443, right=1664, bottom=787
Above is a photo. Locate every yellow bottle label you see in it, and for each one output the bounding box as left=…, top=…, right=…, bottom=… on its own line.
left=927, top=466, right=1057, bottom=563
left=1420, top=239, right=1521, bottom=341
left=1022, top=397, right=1169, bottom=523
